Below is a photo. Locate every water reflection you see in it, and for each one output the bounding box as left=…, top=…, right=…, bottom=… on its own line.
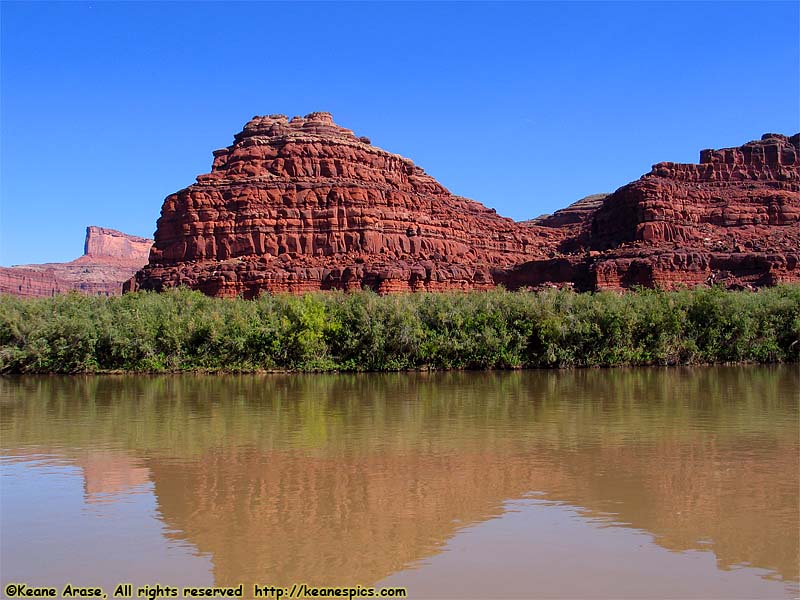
left=1, top=368, right=798, bottom=597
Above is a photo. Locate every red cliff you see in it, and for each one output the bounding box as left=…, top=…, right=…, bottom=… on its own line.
left=80, top=226, right=153, bottom=266
left=128, top=112, right=563, bottom=296
left=591, top=133, right=798, bottom=250
left=503, top=133, right=800, bottom=291
left=127, top=116, right=798, bottom=295
left=1, top=227, right=152, bottom=297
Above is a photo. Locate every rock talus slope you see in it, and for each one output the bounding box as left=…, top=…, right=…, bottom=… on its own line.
left=128, top=116, right=798, bottom=295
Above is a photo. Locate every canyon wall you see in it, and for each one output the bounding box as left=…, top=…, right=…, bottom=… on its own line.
left=505, top=133, right=800, bottom=291
left=7, top=115, right=797, bottom=298
left=81, top=226, right=153, bottom=266
left=127, top=112, right=565, bottom=296
left=130, top=115, right=798, bottom=295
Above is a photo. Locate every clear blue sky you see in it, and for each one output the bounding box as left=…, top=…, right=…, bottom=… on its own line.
left=2, top=1, right=798, bottom=265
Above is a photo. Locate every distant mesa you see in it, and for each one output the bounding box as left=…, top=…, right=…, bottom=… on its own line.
left=125, top=113, right=798, bottom=296
left=80, top=226, right=153, bottom=266
left=0, top=226, right=152, bottom=297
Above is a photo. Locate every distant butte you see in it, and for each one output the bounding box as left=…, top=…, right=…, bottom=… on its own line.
left=125, top=113, right=798, bottom=295
left=0, top=227, right=152, bottom=297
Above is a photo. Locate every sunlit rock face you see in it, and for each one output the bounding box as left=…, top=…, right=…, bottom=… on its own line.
left=128, top=116, right=799, bottom=296
left=128, top=112, right=561, bottom=296
left=505, top=133, right=800, bottom=290
left=592, top=134, right=800, bottom=249
left=0, top=226, right=152, bottom=297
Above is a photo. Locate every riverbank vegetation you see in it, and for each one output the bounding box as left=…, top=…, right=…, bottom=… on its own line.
left=1, top=286, right=798, bottom=373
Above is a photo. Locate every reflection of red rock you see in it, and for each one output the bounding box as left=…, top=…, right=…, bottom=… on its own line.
left=77, top=451, right=151, bottom=502
left=147, top=439, right=799, bottom=588
left=123, top=116, right=798, bottom=295
left=1, top=227, right=152, bottom=297
left=2, top=370, right=797, bottom=586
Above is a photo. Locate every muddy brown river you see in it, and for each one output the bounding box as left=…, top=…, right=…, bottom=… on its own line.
left=1, top=367, right=797, bottom=598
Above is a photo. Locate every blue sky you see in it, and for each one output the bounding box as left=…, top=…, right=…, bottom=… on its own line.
left=1, top=1, right=798, bottom=265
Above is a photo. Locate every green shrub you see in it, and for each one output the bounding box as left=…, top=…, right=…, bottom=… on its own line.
left=0, top=285, right=797, bottom=374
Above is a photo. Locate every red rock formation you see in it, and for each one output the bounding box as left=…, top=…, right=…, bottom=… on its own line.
left=129, top=116, right=799, bottom=296
left=504, top=133, right=800, bottom=291
left=525, top=194, right=608, bottom=229
left=523, top=193, right=609, bottom=254
left=81, top=226, right=153, bottom=266
left=128, top=112, right=561, bottom=296
left=591, top=133, right=799, bottom=250
left=0, top=227, right=153, bottom=297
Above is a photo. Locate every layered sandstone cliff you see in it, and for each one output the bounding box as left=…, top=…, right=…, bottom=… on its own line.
left=0, top=227, right=152, bottom=297
left=591, top=133, right=799, bottom=250
left=128, top=112, right=563, bottom=296
left=503, top=133, right=800, bottom=290
left=129, top=116, right=798, bottom=295
left=80, top=226, right=153, bottom=266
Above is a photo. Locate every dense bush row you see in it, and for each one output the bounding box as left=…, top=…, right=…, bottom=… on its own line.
left=1, top=285, right=798, bottom=373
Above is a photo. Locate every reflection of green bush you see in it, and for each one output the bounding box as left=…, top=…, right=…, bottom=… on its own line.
left=1, top=367, right=797, bottom=455
left=1, top=286, right=798, bottom=373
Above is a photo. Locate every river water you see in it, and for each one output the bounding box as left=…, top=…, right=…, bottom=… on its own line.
left=1, top=367, right=798, bottom=599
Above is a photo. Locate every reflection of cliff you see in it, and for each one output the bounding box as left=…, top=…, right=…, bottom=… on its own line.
left=1, top=368, right=797, bottom=587
left=77, top=451, right=150, bottom=501
left=538, top=440, right=799, bottom=582
left=150, top=450, right=528, bottom=586
left=146, top=437, right=798, bottom=587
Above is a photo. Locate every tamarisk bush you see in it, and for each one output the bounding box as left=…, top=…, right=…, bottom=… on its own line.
left=1, top=285, right=798, bottom=374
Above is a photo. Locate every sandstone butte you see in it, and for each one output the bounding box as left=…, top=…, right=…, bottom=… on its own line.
left=0, top=227, right=152, bottom=297
left=124, top=112, right=798, bottom=296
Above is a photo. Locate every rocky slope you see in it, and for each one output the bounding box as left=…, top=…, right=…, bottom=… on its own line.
left=525, top=194, right=609, bottom=229
left=1, top=227, right=152, bottom=297
left=523, top=193, right=609, bottom=253
left=122, top=116, right=799, bottom=295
